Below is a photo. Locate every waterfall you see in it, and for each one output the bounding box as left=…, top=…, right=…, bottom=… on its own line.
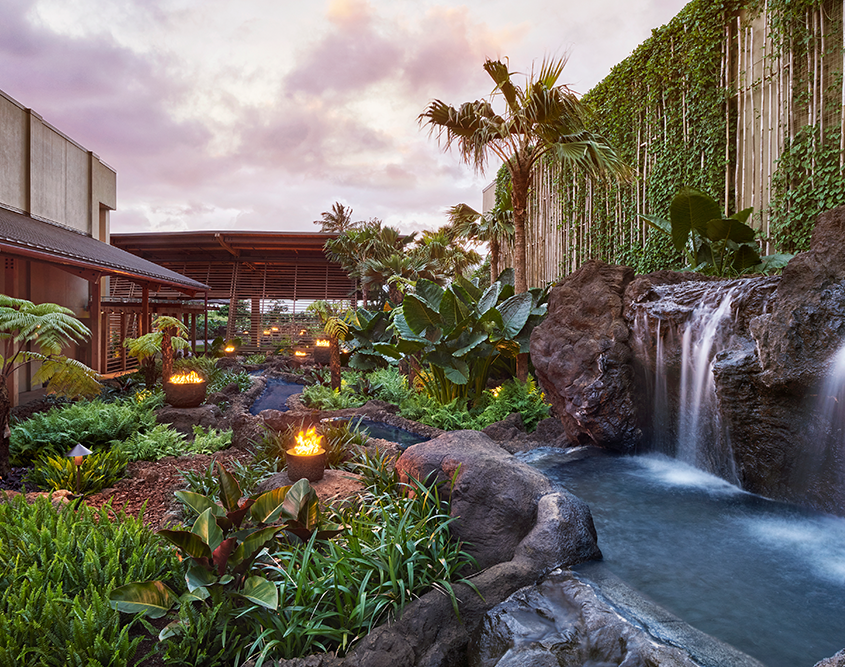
left=631, top=279, right=772, bottom=483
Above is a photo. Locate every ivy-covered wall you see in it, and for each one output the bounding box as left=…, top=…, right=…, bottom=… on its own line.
left=504, top=0, right=845, bottom=284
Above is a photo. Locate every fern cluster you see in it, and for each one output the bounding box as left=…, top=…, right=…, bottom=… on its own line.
left=10, top=398, right=155, bottom=466
left=118, top=424, right=232, bottom=462
left=0, top=496, right=178, bottom=666
left=26, top=448, right=127, bottom=495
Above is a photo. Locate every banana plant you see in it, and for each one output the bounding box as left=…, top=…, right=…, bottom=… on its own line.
left=380, top=269, right=548, bottom=405
left=639, top=187, right=793, bottom=276
left=110, top=462, right=342, bottom=635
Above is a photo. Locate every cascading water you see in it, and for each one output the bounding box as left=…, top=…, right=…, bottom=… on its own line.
left=630, top=279, right=776, bottom=482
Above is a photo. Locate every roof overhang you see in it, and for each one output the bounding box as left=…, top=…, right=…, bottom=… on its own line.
left=0, top=206, right=209, bottom=296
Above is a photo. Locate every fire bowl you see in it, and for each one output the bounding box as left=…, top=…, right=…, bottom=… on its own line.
left=164, top=378, right=208, bottom=408
left=286, top=448, right=327, bottom=482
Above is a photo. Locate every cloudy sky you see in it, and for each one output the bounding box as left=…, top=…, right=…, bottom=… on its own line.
left=1, top=0, right=687, bottom=235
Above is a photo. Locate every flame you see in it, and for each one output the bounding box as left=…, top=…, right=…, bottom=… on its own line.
left=289, top=427, right=323, bottom=456
left=169, top=371, right=204, bottom=385
left=263, top=329, right=271, bottom=335
left=315, top=339, right=330, bottom=347
left=224, top=345, right=236, bottom=352
left=294, top=351, right=307, bottom=357
left=271, top=326, right=279, bottom=332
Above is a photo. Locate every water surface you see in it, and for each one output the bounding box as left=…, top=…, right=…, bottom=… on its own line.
left=521, top=448, right=845, bottom=667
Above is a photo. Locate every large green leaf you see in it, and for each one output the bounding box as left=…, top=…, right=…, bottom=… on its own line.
left=438, top=289, right=459, bottom=334
left=732, top=244, right=762, bottom=270
left=495, top=267, right=515, bottom=287
left=229, top=525, right=285, bottom=569
left=705, top=218, right=757, bottom=244
left=109, top=581, right=178, bottom=619
left=157, top=529, right=213, bottom=560
left=497, top=292, right=533, bottom=338
left=281, top=478, right=319, bottom=526
left=250, top=486, right=291, bottom=524
left=453, top=331, right=488, bottom=357
left=669, top=187, right=721, bottom=253
left=454, top=275, right=483, bottom=301
left=402, top=295, right=441, bottom=335
left=638, top=213, right=671, bottom=235
left=730, top=206, right=754, bottom=223
left=391, top=310, right=429, bottom=343
left=238, top=576, right=279, bottom=610
left=415, top=279, right=445, bottom=311
left=192, top=508, right=224, bottom=553
left=216, top=462, right=242, bottom=512
left=174, top=491, right=225, bottom=518
left=477, top=282, right=502, bottom=314
left=185, top=564, right=218, bottom=592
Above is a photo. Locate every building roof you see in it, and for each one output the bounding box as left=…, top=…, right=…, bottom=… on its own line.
left=0, top=206, right=209, bottom=295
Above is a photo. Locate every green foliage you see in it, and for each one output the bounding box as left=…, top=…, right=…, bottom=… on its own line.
left=345, top=308, right=395, bottom=370
left=320, top=417, right=369, bottom=468
left=117, top=424, right=232, bottom=462
left=26, top=447, right=128, bottom=495
left=770, top=126, right=845, bottom=253
left=640, top=187, right=793, bottom=276
left=399, top=377, right=549, bottom=432
left=301, top=384, right=367, bottom=410
left=367, top=367, right=413, bottom=405
left=180, top=458, right=276, bottom=499
left=245, top=353, right=267, bottom=365
left=240, top=472, right=478, bottom=661
left=208, top=369, right=254, bottom=395
left=386, top=271, right=547, bottom=404
left=10, top=397, right=155, bottom=466
left=0, top=495, right=178, bottom=666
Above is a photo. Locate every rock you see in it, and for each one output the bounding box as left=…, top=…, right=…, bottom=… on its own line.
left=261, top=409, right=316, bottom=434
left=753, top=205, right=845, bottom=388
left=395, top=430, right=600, bottom=570
left=255, top=469, right=366, bottom=505
left=156, top=404, right=223, bottom=436
left=530, top=260, right=642, bottom=452
left=469, top=570, right=750, bottom=667
left=231, top=411, right=265, bottom=450
left=481, top=413, right=525, bottom=442
left=816, top=649, right=845, bottom=667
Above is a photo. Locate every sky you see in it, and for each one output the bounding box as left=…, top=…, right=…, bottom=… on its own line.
left=0, top=0, right=688, bottom=235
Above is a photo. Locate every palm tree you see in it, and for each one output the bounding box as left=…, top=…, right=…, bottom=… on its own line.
left=123, top=316, right=191, bottom=389
left=420, top=56, right=631, bottom=295
left=314, top=202, right=357, bottom=233
left=414, top=227, right=482, bottom=281
left=447, top=196, right=514, bottom=284
left=306, top=301, right=349, bottom=390
left=0, top=296, right=101, bottom=476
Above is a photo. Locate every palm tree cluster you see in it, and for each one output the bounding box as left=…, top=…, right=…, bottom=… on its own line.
left=420, top=56, right=631, bottom=294
left=323, top=213, right=481, bottom=309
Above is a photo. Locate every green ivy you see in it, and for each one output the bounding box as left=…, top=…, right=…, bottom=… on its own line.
left=539, top=0, right=842, bottom=273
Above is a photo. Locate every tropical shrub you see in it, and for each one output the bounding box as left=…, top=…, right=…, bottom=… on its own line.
left=320, top=417, right=369, bottom=468
left=180, top=458, right=276, bottom=499
left=301, top=384, right=366, bottom=410
left=26, top=447, right=128, bottom=495
left=0, top=495, right=178, bottom=666
left=640, top=187, right=793, bottom=276
left=368, top=367, right=412, bottom=405
left=384, top=270, right=548, bottom=404
left=208, top=369, right=254, bottom=395
left=10, top=397, right=155, bottom=465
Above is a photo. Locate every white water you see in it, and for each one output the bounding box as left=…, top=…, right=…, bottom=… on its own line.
left=631, top=280, right=759, bottom=481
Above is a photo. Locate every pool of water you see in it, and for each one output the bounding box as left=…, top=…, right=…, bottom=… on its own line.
left=249, top=379, right=303, bottom=415
left=521, top=448, right=845, bottom=667
left=355, top=418, right=428, bottom=448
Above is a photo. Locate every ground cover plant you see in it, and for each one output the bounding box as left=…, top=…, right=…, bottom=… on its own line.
left=106, top=456, right=476, bottom=665
left=0, top=495, right=179, bottom=666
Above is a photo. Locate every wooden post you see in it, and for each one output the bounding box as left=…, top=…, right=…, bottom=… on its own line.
left=141, top=285, right=150, bottom=336
left=120, top=312, right=127, bottom=372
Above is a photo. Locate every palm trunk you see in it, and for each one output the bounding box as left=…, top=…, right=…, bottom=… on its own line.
left=161, top=327, right=174, bottom=383
left=0, top=380, right=11, bottom=478
left=509, top=160, right=530, bottom=381
left=490, top=237, right=500, bottom=284
left=329, top=336, right=341, bottom=391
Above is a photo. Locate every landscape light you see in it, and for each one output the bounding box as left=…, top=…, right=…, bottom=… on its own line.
left=66, top=443, right=93, bottom=494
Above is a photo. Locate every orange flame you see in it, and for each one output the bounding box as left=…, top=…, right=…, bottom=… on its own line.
left=289, top=427, right=323, bottom=456
left=315, top=339, right=330, bottom=347
left=224, top=345, right=236, bottom=353
left=294, top=351, right=307, bottom=357
left=169, top=371, right=204, bottom=384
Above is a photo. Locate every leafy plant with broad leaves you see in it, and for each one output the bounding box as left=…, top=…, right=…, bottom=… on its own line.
left=639, top=187, right=793, bottom=276
left=26, top=447, right=128, bottom=495
left=109, top=462, right=343, bottom=636
left=382, top=269, right=548, bottom=404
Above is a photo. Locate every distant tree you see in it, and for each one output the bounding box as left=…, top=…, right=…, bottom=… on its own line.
left=314, top=202, right=358, bottom=233
left=420, top=56, right=631, bottom=295
left=447, top=197, right=514, bottom=284
left=306, top=301, right=350, bottom=390
left=0, top=296, right=101, bottom=476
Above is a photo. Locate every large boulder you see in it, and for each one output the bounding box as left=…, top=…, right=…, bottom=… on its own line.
left=530, top=260, right=642, bottom=451
left=156, top=404, right=223, bottom=436
left=752, top=205, right=845, bottom=388
left=395, top=430, right=600, bottom=571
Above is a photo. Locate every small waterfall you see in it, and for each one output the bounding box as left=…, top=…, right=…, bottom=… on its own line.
left=631, top=279, right=774, bottom=482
